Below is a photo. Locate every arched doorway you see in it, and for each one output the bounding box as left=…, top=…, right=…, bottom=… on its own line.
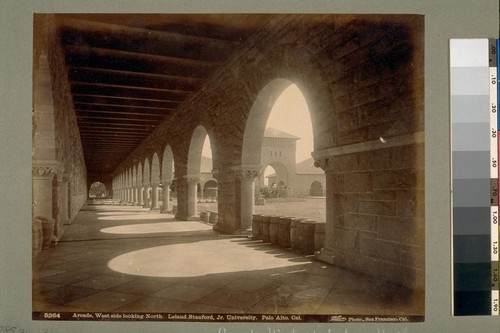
left=241, top=80, right=320, bottom=229
left=142, top=158, right=151, bottom=208
left=184, top=125, right=213, bottom=219
left=150, top=153, right=161, bottom=210
left=310, top=181, right=323, bottom=196
left=259, top=163, right=289, bottom=199
left=89, top=181, right=106, bottom=198
left=203, top=180, right=218, bottom=201
left=160, top=145, right=174, bottom=213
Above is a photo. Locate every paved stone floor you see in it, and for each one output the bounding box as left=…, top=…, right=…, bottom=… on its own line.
left=33, top=203, right=424, bottom=317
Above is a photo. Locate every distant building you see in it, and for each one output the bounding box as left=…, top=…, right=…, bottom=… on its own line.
left=261, top=127, right=325, bottom=197
left=201, top=127, right=325, bottom=198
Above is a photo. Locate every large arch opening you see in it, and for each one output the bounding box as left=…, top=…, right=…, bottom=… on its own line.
left=89, top=181, right=106, bottom=198
left=150, top=153, right=161, bottom=210
left=160, top=145, right=175, bottom=213
left=242, top=80, right=324, bottom=228
left=259, top=163, right=289, bottom=199
left=203, top=180, right=218, bottom=201
left=142, top=158, right=151, bottom=208
left=310, top=180, right=323, bottom=196
left=136, top=162, right=143, bottom=206
left=186, top=125, right=214, bottom=219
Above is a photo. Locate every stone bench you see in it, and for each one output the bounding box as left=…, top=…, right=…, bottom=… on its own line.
left=252, top=214, right=263, bottom=240
left=278, top=216, right=292, bottom=248
left=261, top=215, right=271, bottom=243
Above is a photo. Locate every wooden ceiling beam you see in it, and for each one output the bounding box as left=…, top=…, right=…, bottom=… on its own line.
left=69, top=68, right=202, bottom=93
left=66, top=46, right=219, bottom=78
left=76, top=108, right=168, bottom=118
left=58, top=17, right=242, bottom=62
left=71, top=83, right=188, bottom=102
left=71, top=80, right=192, bottom=95
left=75, top=101, right=174, bottom=112
left=76, top=115, right=160, bottom=123
left=73, top=94, right=180, bottom=106
left=78, top=124, right=152, bottom=132
left=77, top=120, right=156, bottom=129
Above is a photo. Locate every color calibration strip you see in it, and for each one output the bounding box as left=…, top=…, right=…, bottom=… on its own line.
left=490, top=39, right=498, bottom=315
left=451, top=38, right=498, bottom=316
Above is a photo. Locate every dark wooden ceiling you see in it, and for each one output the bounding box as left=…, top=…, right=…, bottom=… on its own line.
left=55, top=14, right=274, bottom=174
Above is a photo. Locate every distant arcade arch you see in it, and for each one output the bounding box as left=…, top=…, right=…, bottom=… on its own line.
left=150, top=153, right=161, bottom=209
left=310, top=180, right=323, bottom=196
left=160, top=145, right=175, bottom=213
left=203, top=180, right=218, bottom=200
left=185, top=125, right=212, bottom=219
left=89, top=181, right=106, bottom=198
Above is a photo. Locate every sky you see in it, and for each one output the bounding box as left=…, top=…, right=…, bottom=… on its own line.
left=202, top=84, right=314, bottom=163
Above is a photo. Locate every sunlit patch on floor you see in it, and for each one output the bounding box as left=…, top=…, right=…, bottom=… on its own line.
left=98, top=214, right=173, bottom=221
left=107, top=238, right=310, bottom=278
left=100, top=222, right=212, bottom=235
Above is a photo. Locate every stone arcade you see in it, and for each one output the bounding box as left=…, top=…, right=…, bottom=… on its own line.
left=33, top=14, right=424, bottom=296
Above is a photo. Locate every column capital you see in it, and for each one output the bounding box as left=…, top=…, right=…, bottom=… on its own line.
left=231, top=164, right=263, bottom=180
left=312, top=157, right=334, bottom=173
left=184, top=175, right=201, bottom=185
left=161, top=179, right=173, bottom=186
left=32, top=166, right=57, bottom=178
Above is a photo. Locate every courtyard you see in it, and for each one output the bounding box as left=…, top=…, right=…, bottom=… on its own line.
left=197, top=197, right=326, bottom=224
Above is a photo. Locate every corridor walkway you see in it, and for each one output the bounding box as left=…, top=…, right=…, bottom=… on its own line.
left=32, top=203, right=423, bottom=320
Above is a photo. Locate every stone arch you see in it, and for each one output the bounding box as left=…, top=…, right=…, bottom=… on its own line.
left=241, top=79, right=292, bottom=166
left=261, top=162, right=289, bottom=188
left=237, top=57, right=330, bottom=231
left=89, top=181, right=106, bottom=198
left=159, top=145, right=175, bottom=213
left=161, top=145, right=174, bottom=182
left=310, top=180, right=323, bottom=196
left=136, top=162, right=143, bottom=186
left=188, top=126, right=210, bottom=176
left=142, top=158, right=151, bottom=208
left=143, top=158, right=151, bottom=185
left=242, top=44, right=336, bottom=161
left=136, top=162, right=143, bottom=205
left=151, top=153, right=161, bottom=185
left=149, top=153, right=161, bottom=209
left=203, top=180, right=218, bottom=200
left=131, top=165, right=137, bottom=203
left=183, top=125, right=213, bottom=219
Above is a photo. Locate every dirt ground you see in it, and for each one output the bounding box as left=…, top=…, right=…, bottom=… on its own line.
left=197, top=197, right=326, bottom=222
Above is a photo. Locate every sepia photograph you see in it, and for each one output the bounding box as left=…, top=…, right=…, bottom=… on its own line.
left=31, top=13, right=424, bottom=323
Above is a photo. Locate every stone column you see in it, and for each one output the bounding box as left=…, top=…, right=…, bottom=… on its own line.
left=32, top=165, right=57, bottom=221
left=186, top=175, right=200, bottom=219
left=53, top=172, right=67, bottom=240
left=233, top=165, right=262, bottom=231
left=138, top=185, right=144, bottom=206
left=199, top=183, right=204, bottom=200
left=32, top=165, right=57, bottom=249
left=143, top=184, right=151, bottom=208
left=150, top=182, right=160, bottom=210
left=312, top=156, right=336, bottom=264
left=161, top=180, right=172, bottom=213
left=133, top=186, right=138, bottom=205
left=58, top=173, right=71, bottom=225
